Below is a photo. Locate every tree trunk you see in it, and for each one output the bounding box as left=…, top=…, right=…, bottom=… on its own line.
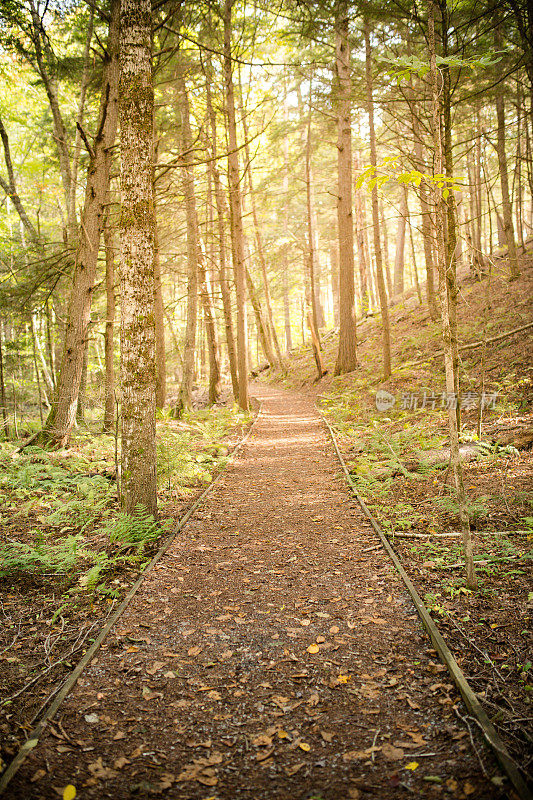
left=119, top=0, right=157, bottom=516
left=333, top=0, right=357, bottom=375
left=103, top=213, right=116, bottom=432
left=412, top=111, right=439, bottom=318
left=224, top=0, right=249, bottom=411
left=428, top=0, right=475, bottom=589
left=393, top=186, right=408, bottom=296
left=353, top=150, right=369, bottom=316
left=205, top=58, right=239, bottom=401
left=330, top=242, right=340, bottom=327
left=282, top=83, right=293, bottom=352
left=305, top=79, right=322, bottom=350
left=0, top=320, right=9, bottom=438
left=240, top=100, right=285, bottom=370
left=364, top=20, right=391, bottom=379
left=198, top=254, right=221, bottom=404
left=495, top=23, right=520, bottom=279
left=37, top=0, right=120, bottom=447
left=176, top=78, right=198, bottom=416
left=153, top=195, right=166, bottom=408
left=68, top=6, right=95, bottom=240
left=245, top=266, right=276, bottom=368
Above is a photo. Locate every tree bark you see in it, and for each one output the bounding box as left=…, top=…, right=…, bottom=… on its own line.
left=204, top=57, right=239, bottom=401
left=495, top=23, right=521, bottom=279
left=224, top=0, right=249, bottom=411
left=305, top=79, right=322, bottom=350
left=393, top=186, right=408, bottom=297
left=411, top=109, right=439, bottom=318
left=37, top=0, right=120, bottom=447
left=119, top=0, right=157, bottom=516
left=176, top=78, right=198, bottom=416
left=364, top=20, right=391, bottom=379
left=103, top=212, right=116, bottom=432
left=153, top=192, right=166, bottom=409
left=334, top=0, right=357, bottom=375
left=0, top=320, right=9, bottom=438
left=428, top=0, right=475, bottom=589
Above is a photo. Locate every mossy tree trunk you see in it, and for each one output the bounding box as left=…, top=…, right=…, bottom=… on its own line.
left=119, top=0, right=157, bottom=516
left=38, top=0, right=120, bottom=448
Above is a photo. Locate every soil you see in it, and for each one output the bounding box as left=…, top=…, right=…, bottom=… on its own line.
left=5, top=384, right=509, bottom=799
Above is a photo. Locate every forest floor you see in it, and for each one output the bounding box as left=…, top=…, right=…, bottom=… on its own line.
left=265, top=247, right=533, bottom=795
left=4, top=384, right=510, bottom=799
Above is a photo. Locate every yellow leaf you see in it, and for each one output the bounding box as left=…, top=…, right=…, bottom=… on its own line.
left=307, top=644, right=320, bottom=654
left=405, top=761, right=419, bottom=771
left=277, top=730, right=290, bottom=739
left=63, top=787, right=76, bottom=800
left=337, top=674, right=351, bottom=684
left=299, top=742, right=311, bottom=752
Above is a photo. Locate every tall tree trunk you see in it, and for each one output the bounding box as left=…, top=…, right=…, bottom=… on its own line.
left=68, top=6, right=94, bottom=240
left=334, top=0, right=357, bottom=374
left=495, top=23, right=521, bottom=279
left=380, top=202, right=392, bottom=298
left=240, top=98, right=285, bottom=370
left=204, top=57, right=239, bottom=400
left=428, top=0, right=475, bottom=589
left=0, top=320, right=9, bottom=438
left=282, top=82, right=293, bottom=352
left=103, top=212, right=116, bottom=432
left=119, top=0, right=157, bottom=516
left=305, top=79, right=322, bottom=352
left=364, top=20, right=391, bottom=379
left=176, top=79, right=198, bottom=416
left=245, top=266, right=276, bottom=367
left=353, top=150, right=369, bottom=316
left=330, top=242, right=340, bottom=327
left=153, top=193, right=166, bottom=408
left=224, top=0, right=249, bottom=411
left=412, top=110, right=439, bottom=318
left=35, top=0, right=120, bottom=447
left=393, top=186, right=408, bottom=296
left=199, top=253, right=221, bottom=404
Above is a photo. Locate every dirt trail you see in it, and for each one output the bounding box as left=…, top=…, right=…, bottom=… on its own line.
left=9, top=384, right=502, bottom=799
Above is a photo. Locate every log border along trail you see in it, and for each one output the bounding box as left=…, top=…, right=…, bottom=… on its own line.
left=2, top=384, right=521, bottom=799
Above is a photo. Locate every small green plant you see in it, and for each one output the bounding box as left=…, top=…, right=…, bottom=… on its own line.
left=101, top=505, right=169, bottom=552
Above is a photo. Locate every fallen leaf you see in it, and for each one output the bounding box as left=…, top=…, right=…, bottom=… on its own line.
left=298, top=742, right=311, bottom=752
left=255, top=747, right=275, bottom=762
left=63, top=786, right=76, bottom=800
left=307, top=693, right=320, bottom=706
left=113, top=757, right=130, bottom=769
left=113, top=731, right=126, bottom=741
left=285, top=762, right=305, bottom=776
left=300, top=619, right=311, bottom=627
left=157, top=773, right=175, bottom=790
left=307, top=644, right=320, bottom=654
left=31, top=769, right=46, bottom=783
left=405, top=761, right=419, bottom=771
left=348, top=789, right=361, bottom=799
left=84, top=713, right=99, bottom=724
left=88, top=757, right=117, bottom=779
left=321, top=731, right=334, bottom=742
left=187, top=646, right=203, bottom=657
left=382, top=743, right=405, bottom=761
left=207, top=690, right=222, bottom=701
left=329, top=625, right=340, bottom=634
left=464, top=781, right=476, bottom=795
left=252, top=734, right=273, bottom=748
left=146, top=661, right=166, bottom=675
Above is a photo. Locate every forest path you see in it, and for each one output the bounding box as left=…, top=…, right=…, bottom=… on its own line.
left=11, top=384, right=499, bottom=799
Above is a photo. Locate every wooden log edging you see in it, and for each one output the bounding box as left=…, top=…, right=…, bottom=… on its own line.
left=321, top=413, right=532, bottom=800
left=0, top=402, right=263, bottom=796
